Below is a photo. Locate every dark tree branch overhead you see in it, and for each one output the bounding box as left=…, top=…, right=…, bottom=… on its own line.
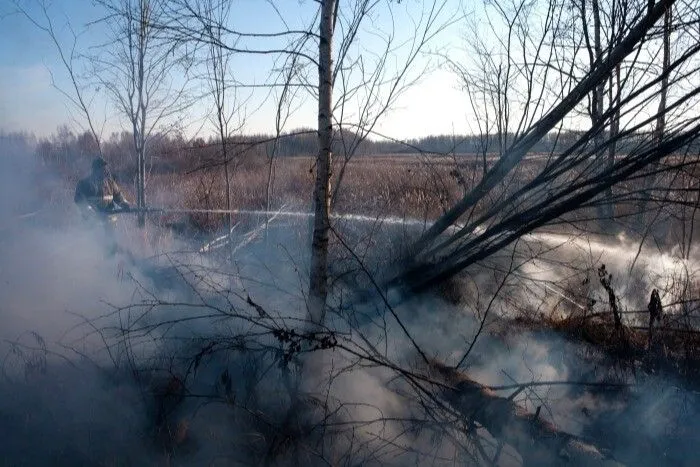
left=154, top=0, right=321, bottom=66
left=387, top=0, right=698, bottom=296
left=413, top=0, right=675, bottom=255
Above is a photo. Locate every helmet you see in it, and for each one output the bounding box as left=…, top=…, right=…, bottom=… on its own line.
left=92, top=157, right=108, bottom=171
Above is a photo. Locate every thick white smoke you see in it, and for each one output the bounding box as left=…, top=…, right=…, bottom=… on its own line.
left=2, top=132, right=699, bottom=466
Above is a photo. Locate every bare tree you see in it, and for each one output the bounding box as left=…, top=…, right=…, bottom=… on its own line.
left=155, top=0, right=454, bottom=326
left=265, top=58, right=302, bottom=235
left=306, top=0, right=337, bottom=326
left=202, top=0, right=244, bottom=259
left=637, top=2, right=674, bottom=231
left=391, top=0, right=700, bottom=294
left=94, top=0, right=192, bottom=227
left=581, top=0, right=615, bottom=224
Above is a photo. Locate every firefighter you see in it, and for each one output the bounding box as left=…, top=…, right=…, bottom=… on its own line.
left=647, top=288, right=663, bottom=350
left=648, top=289, right=663, bottom=325
left=74, top=157, right=131, bottom=255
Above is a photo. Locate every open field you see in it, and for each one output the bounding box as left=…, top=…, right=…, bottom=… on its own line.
left=134, top=152, right=699, bottom=253
left=4, top=141, right=700, bottom=467
left=141, top=153, right=566, bottom=233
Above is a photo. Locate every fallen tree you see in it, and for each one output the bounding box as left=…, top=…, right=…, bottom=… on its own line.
left=427, top=360, right=625, bottom=466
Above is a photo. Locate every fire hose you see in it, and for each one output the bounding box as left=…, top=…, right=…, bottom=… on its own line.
left=109, top=206, right=437, bottom=253
left=111, top=206, right=310, bottom=218
left=108, top=206, right=436, bottom=228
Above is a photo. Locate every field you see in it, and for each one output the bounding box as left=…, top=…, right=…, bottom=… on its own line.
left=4, top=143, right=700, bottom=467
left=142, top=153, right=555, bottom=234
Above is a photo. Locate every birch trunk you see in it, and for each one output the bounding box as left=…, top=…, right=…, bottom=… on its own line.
left=308, top=0, right=337, bottom=326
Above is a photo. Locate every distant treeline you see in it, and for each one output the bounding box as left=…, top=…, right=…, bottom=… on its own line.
left=5, top=125, right=698, bottom=178
left=187, top=128, right=661, bottom=158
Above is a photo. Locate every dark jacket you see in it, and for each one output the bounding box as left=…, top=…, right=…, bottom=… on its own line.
left=74, top=173, right=128, bottom=215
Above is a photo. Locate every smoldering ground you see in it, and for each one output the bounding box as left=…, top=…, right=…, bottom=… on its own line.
left=0, top=135, right=174, bottom=464
left=2, top=135, right=700, bottom=466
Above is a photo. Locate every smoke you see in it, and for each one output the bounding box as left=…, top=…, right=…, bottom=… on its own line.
left=506, top=230, right=700, bottom=323
left=0, top=363, right=154, bottom=466
left=0, top=148, right=170, bottom=360
left=0, top=133, right=161, bottom=464
left=0, top=132, right=322, bottom=464
left=2, top=131, right=700, bottom=466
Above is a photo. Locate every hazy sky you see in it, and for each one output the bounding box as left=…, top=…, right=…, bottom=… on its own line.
left=0, top=1, right=475, bottom=140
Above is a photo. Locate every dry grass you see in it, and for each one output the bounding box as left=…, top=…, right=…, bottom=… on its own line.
left=147, top=155, right=472, bottom=232
left=43, top=150, right=697, bottom=243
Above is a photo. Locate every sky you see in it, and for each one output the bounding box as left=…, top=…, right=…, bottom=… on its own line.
left=0, top=1, right=680, bottom=143
left=0, top=0, right=477, bottom=141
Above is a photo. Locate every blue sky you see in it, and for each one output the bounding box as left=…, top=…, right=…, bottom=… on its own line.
left=0, top=1, right=475, bottom=140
